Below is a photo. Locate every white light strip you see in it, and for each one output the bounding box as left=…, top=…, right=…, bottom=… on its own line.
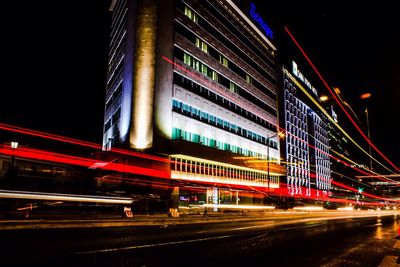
left=202, top=204, right=275, bottom=210
left=293, top=206, right=324, bottom=211
left=337, top=207, right=354, bottom=211
left=171, top=171, right=280, bottom=188
left=171, top=154, right=283, bottom=175
left=0, top=190, right=133, bottom=204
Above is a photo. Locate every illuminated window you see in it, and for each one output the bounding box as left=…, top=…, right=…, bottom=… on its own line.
left=211, top=71, right=218, bottom=82
left=183, top=53, right=192, bottom=66
left=229, top=82, right=238, bottom=93
left=200, top=64, right=208, bottom=76
left=184, top=6, right=198, bottom=23
left=246, top=74, right=253, bottom=84
left=195, top=38, right=208, bottom=53
left=219, top=55, right=229, bottom=67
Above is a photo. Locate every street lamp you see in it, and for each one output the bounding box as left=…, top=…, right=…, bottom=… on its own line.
left=360, top=92, right=372, bottom=171
left=10, top=142, right=18, bottom=169
left=266, top=132, right=284, bottom=191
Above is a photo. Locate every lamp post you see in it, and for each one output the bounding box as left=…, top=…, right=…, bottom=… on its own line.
left=10, top=142, right=18, bottom=170
left=360, top=92, right=372, bottom=171
left=365, top=107, right=373, bottom=171
left=266, top=132, right=283, bottom=191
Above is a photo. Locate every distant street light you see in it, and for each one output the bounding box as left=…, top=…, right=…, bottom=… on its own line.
left=360, top=93, right=372, bottom=99
left=11, top=142, right=18, bottom=149
left=320, top=95, right=329, bottom=102
left=10, top=141, right=18, bottom=170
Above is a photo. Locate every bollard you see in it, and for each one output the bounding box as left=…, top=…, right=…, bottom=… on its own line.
left=124, top=206, right=133, bottom=218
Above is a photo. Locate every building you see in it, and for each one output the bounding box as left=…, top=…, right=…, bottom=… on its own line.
left=280, top=62, right=331, bottom=199
left=101, top=0, right=285, bottom=211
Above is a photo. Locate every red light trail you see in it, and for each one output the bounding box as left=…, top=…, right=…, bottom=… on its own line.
left=284, top=26, right=400, bottom=173
left=0, top=122, right=170, bottom=163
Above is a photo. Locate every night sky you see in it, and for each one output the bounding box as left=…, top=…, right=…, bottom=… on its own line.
left=2, top=0, right=399, bottom=168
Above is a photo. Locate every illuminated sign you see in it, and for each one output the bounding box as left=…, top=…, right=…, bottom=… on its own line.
left=292, top=61, right=318, bottom=98
left=250, top=3, right=273, bottom=39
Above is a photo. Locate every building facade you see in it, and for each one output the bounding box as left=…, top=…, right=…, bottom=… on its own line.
left=281, top=64, right=331, bottom=198
left=102, top=0, right=285, bottom=211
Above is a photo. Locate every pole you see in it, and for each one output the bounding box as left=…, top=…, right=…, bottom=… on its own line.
left=267, top=137, right=270, bottom=191
left=365, top=107, right=373, bottom=171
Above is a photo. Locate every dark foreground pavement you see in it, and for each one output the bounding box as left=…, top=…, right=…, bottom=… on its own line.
left=0, top=210, right=399, bottom=266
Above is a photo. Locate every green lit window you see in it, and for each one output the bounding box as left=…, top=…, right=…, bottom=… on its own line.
left=224, top=143, right=230, bottom=151
left=183, top=53, right=192, bottom=66
left=217, top=141, right=223, bottom=149
left=201, top=64, right=208, bottom=76
left=229, top=82, right=238, bottom=93
left=211, top=71, right=218, bottom=82
left=246, top=74, right=253, bottom=84
left=219, top=55, right=228, bottom=67
left=184, top=6, right=198, bottom=23
left=195, top=38, right=208, bottom=53
left=191, top=133, right=200, bottom=143
left=172, top=128, right=182, bottom=139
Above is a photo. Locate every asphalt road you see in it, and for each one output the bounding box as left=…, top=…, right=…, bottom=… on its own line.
left=1, top=212, right=399, bottom=266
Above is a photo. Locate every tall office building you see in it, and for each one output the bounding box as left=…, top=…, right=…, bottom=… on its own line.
left=102, top=0, right=285, bottom=209
left=281, top=62, right=331, bottom=198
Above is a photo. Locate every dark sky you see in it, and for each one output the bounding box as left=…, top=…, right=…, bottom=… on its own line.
left=2, top=0, right=399, bottom=167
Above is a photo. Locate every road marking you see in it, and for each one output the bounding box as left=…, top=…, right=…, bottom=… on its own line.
left=378, top=256, right=400, bottom=267
left=75, top=235, right=234, bottom=255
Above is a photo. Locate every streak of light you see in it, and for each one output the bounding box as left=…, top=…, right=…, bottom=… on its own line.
left=0, top=144, right=396, bottom=205
left=202, top=204, right=275, bottom=210
left=0, top=122, right=170, bottom=163
left=0, top=145, right=170, bottom=179
left=283, top=68, right=394, bottom=176
left=0, top=190, right=133, bottom=204
left=284, top=26, right=400, bottom=173
left=337, top=206, right=354, bottom=211
left=293, top=206, right=324, bottom=211
left=162, top=55, right=392, bottom=183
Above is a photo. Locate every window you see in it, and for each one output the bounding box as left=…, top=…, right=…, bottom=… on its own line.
left=246, top=74, right=253, bottom=84
left=219, top=55, right=229, bottom=67
left=184, top=6, right=198, bottom=23
left=229, top=82, right=238, bottom=93
left=211, top=71, right=218, bottom=82
left=183, top=53, right=192, bottom=66
left=195, top=37, right=208, bottom=53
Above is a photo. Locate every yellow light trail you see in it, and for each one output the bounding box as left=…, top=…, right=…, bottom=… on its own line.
left=284, top=69, right=393, bottom=174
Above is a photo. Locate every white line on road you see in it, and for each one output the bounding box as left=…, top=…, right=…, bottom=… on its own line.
left=75, top=235, right=234, bottom=255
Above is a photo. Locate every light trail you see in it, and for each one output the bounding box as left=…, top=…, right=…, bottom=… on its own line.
left=0, top=117, right=394, bottom=203
left=284, top=26, right=400, bottom=173
left=283, top=68, right=394, bottom=175
left=0, top=122, right=170, bottom=163
left=0, top=190, right=133, bottom=204
left=0, top=145, right=170, bottom=179
left=162, top=56, right=393, bottom=185
left=0, top=143, right=393, bottom=205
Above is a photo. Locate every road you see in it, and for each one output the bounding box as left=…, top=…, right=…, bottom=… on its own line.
left=0, top=211, right=399, bottom=266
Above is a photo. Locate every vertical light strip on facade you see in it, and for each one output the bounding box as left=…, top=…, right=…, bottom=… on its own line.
left=130, top=0, right=157, bottom=149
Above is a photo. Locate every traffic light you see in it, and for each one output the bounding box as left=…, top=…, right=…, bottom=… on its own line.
left=358, top=187, right=364, bottom=193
